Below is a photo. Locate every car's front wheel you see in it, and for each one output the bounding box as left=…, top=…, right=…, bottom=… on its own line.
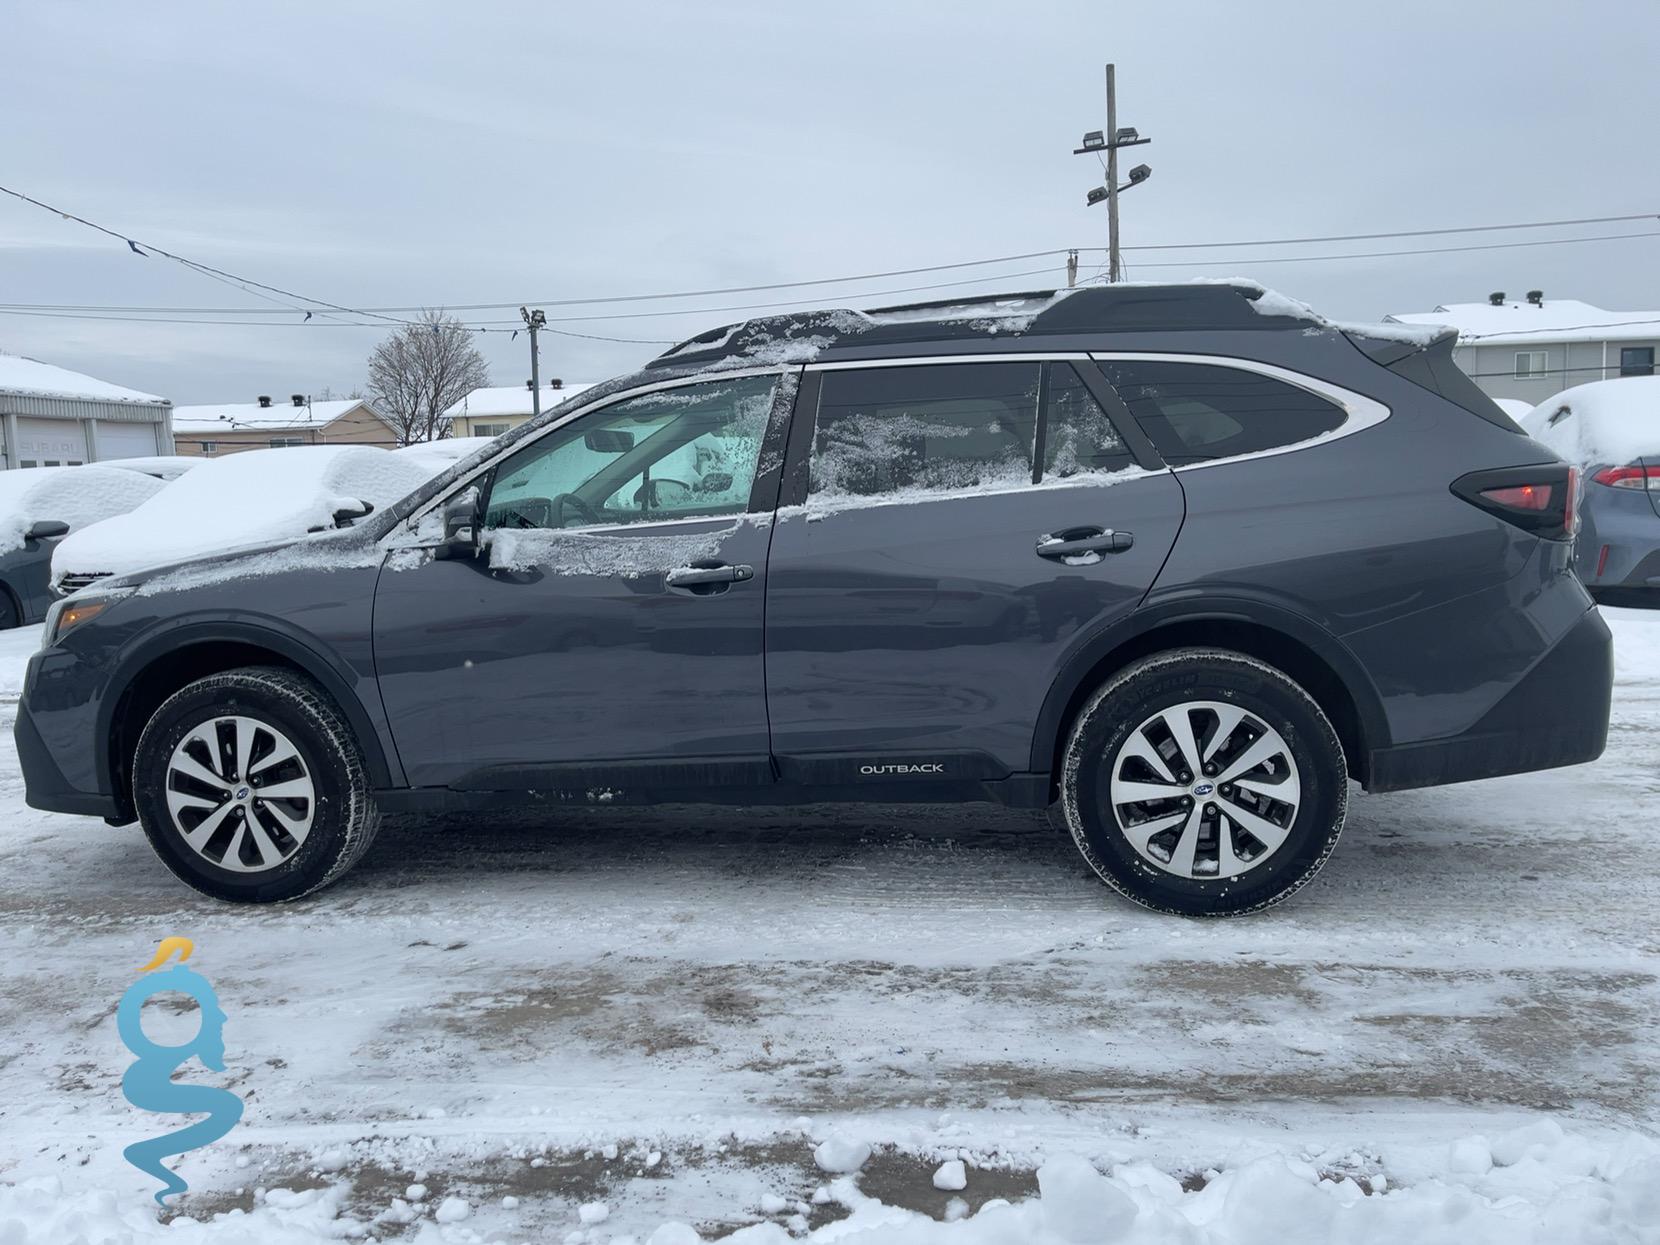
left=1059, top=648, right=1347, bottom=917
left=132, top=667, right=381, bottom=902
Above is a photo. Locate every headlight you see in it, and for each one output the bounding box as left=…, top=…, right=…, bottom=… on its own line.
left=43, top=589, right=132, bottom=648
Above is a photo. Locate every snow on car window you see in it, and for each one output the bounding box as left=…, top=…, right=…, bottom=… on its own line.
left=809, top=362, right=1041, bottom=501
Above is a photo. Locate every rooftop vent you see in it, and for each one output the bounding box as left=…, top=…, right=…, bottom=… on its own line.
left=1489, top=292, right=1506, bottom=306
left=290, top=394, right=305, bottom=407
left=1527, top=289, right=1544, bottom=306
left=257, top=395, right=272, bottom=408
left=549, top=378, right=563, bottom=390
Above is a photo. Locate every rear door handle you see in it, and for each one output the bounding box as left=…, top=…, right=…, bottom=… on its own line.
left=665, top=562, right=754, bottom=593
left=1036, top=527, right=1134, bottom=561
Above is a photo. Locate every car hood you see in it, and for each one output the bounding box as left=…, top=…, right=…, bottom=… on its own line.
left=83, top=526, right=383, bottom=596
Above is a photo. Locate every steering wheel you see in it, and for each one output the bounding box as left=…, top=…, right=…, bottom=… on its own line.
left=549, top=493, right=602, bottom=528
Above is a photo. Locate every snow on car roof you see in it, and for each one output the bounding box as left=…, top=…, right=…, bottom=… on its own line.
left=0, top=466, right=165, bottom=554
left=0, top=354, right=168, bottom=405
left=1385, top=299, right=1660, bottom=345
left=442, top=383, right=597, bottom=419
left=51, top=445, right=433, bottom=582
left=1521, top=375, right=1660, bottom=466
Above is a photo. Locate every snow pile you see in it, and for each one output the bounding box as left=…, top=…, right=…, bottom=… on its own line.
left=1521, top=375, right=1660, bottom=466
left=51, top=446, right=431, bottom=585
left=3, top=1122, right=1654, bottom=1244
left=0, top=466, right=164, bottom=555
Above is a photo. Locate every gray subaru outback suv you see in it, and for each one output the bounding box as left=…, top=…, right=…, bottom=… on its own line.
left=16, top=282, right=1612, bottom=915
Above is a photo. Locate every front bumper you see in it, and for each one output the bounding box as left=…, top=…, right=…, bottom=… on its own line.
left=16, top=698, right=123, bottom=819
left=1365, top=605, right=1613, bottom=792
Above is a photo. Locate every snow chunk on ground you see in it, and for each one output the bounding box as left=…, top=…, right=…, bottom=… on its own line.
left=433, top=1194, right=469, bottom=1221
left=932, top=1159, right=968, bottom=1191
left=0, top=466, right=163, bottom=555
left=813, top=1134, right=871, bottom=1173
left=51, top=445, right=432, bottom=586
left=1038, top=1155, right=1136, bottom=1242
left=1521, top=375, right=1660, bottom=466
left=579, top=1199, right=610, bottom=1224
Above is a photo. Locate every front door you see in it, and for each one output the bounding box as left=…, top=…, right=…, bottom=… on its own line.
left=763, top=358, right=1185, bottom=783
left=373, top=370, right=791, bottom=791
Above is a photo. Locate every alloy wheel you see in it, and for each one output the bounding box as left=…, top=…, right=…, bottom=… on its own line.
left=1106, top=699, right=1302, bottom=879
left=163, top=715, right=315, bottom=873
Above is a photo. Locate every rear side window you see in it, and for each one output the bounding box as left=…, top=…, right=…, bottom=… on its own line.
left=810, top=362, right=1041, bottom=498
left=1042, top=362, right=1135, bottom=479
left=1098, top=360, right=1345, bottom=466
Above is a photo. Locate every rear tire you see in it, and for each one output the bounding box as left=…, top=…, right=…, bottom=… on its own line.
left=132, top=667, right=380, bottom=902
left=1059, top=648, right=1346, bottom=917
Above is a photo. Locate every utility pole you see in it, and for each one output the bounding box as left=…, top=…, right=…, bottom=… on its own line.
left=1074, top=64, right=1152, bottom=283
left=1104, top=64, right=1121, bottom=282
left=521, top=306, right=546, bottom=418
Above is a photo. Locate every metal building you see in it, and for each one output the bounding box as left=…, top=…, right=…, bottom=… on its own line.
left=0, top=354, right=173, bottom=468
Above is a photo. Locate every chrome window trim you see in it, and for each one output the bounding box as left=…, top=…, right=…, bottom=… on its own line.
left=1087, top=351, right=1391, bottom=472
left=401, top=364, right=795, bottom=530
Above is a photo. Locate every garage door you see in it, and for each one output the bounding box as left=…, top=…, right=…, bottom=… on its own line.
left=95, top=421, right=161, bottom=460
left=15, top=418, right=88, bottom=468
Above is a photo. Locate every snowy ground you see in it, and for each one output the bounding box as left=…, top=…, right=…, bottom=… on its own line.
left=1, top=611, right=1657, bottom=1243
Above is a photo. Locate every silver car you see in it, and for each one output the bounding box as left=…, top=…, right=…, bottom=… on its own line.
left=1523, top=376, right=1660, bottom=603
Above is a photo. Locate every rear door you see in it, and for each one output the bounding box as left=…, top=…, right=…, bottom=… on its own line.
left=762, top=356, right=1184, bottom=785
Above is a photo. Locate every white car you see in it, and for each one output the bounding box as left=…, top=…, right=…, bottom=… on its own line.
left=52, top=445, right=435, bottom=594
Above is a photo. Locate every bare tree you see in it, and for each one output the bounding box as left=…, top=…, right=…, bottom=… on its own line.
left=366, top=309, right=490, bottom=444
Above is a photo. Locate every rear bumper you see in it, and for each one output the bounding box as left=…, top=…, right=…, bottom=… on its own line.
left=15, top=698, right=123, bottom=820
left=1365, top=605, right=1612, bottom=792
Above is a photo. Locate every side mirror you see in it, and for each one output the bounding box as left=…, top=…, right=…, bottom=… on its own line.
left=697, top=471, right=735, bottom=495
left=331, top=500, right=375, bottom=527
left=433, top=487, right=481, bottom=560
left=26, top=519, right=70, bottom=542
left=584, top=429, right=634, bottom=453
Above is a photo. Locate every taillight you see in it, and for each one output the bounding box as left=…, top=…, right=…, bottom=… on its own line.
left=1591, top=465, right=1660, bottom=490
left=1451, top=464, right=1578, bottom=540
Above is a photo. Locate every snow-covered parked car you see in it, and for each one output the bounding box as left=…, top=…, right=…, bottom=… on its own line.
left=51, top=445, right=433, bottom=595
left=102, top=455, right=202, bottom=481
left=0, top=466, right=165, bottom=627
left=1522, top=375, right=1660, bottom=601
left=392, top=436, right=501, bottom=475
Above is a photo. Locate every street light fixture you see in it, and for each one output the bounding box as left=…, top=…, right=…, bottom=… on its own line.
left=1086, top=186, right=1109, bottom=207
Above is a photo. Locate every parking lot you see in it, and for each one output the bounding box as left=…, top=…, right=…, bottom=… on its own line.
left=1, top=608, right=1656, bottom=1241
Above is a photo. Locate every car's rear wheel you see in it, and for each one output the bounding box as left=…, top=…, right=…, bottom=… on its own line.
left=1059, top=648, right=1347, bottom=917
left=132, top=667, right=380, bottom=902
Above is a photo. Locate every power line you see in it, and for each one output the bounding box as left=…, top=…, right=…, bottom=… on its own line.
left=1124, top=211, right=1658, bottom=251
left=1, top=180, right=1652, bottom=315
left=1091, top=230, right=1660, bottom=272
left=0, top=182, right=416, bottom=328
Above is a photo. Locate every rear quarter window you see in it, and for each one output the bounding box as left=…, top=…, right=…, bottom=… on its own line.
left=1098, top=360, right=1345, bottom=465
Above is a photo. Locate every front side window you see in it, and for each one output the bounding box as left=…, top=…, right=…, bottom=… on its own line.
left=484, top=373, right=776, bottom=530
left=1097, top=360, right=1345, bottom=466
left=810, top=362, right=1041, bottom=498
left=1515, top=350, right=1549, bottom=379
left=1620, top=346, right=1655, bottom=377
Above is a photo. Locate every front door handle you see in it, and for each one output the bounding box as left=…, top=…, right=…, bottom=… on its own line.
left=1036, top=527, right=1134, bottom=562
left=665, top=562, right=755, bottom=594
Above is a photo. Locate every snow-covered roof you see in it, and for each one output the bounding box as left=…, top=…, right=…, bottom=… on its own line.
left=1521, top=375, right=1660, bottom=466
left=443, top=383, right=596, bottom=419
left=1384, top=299, right=1660, bottom=346
left=170, top=398, right=382, bottom=434
left=0, top=354, right=168, bottom=406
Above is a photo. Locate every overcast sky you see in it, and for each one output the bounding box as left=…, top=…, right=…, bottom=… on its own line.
left=3, top=0, right=1657, bottom=404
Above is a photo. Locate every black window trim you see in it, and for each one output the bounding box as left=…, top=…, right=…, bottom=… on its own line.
left=1086, top=351, right=1391, bottom=473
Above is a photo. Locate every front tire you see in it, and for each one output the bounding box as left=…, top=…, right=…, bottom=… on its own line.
left=132, top=667, right=381, bottom=902
left=1059, top=648, right=1347, bottom=917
